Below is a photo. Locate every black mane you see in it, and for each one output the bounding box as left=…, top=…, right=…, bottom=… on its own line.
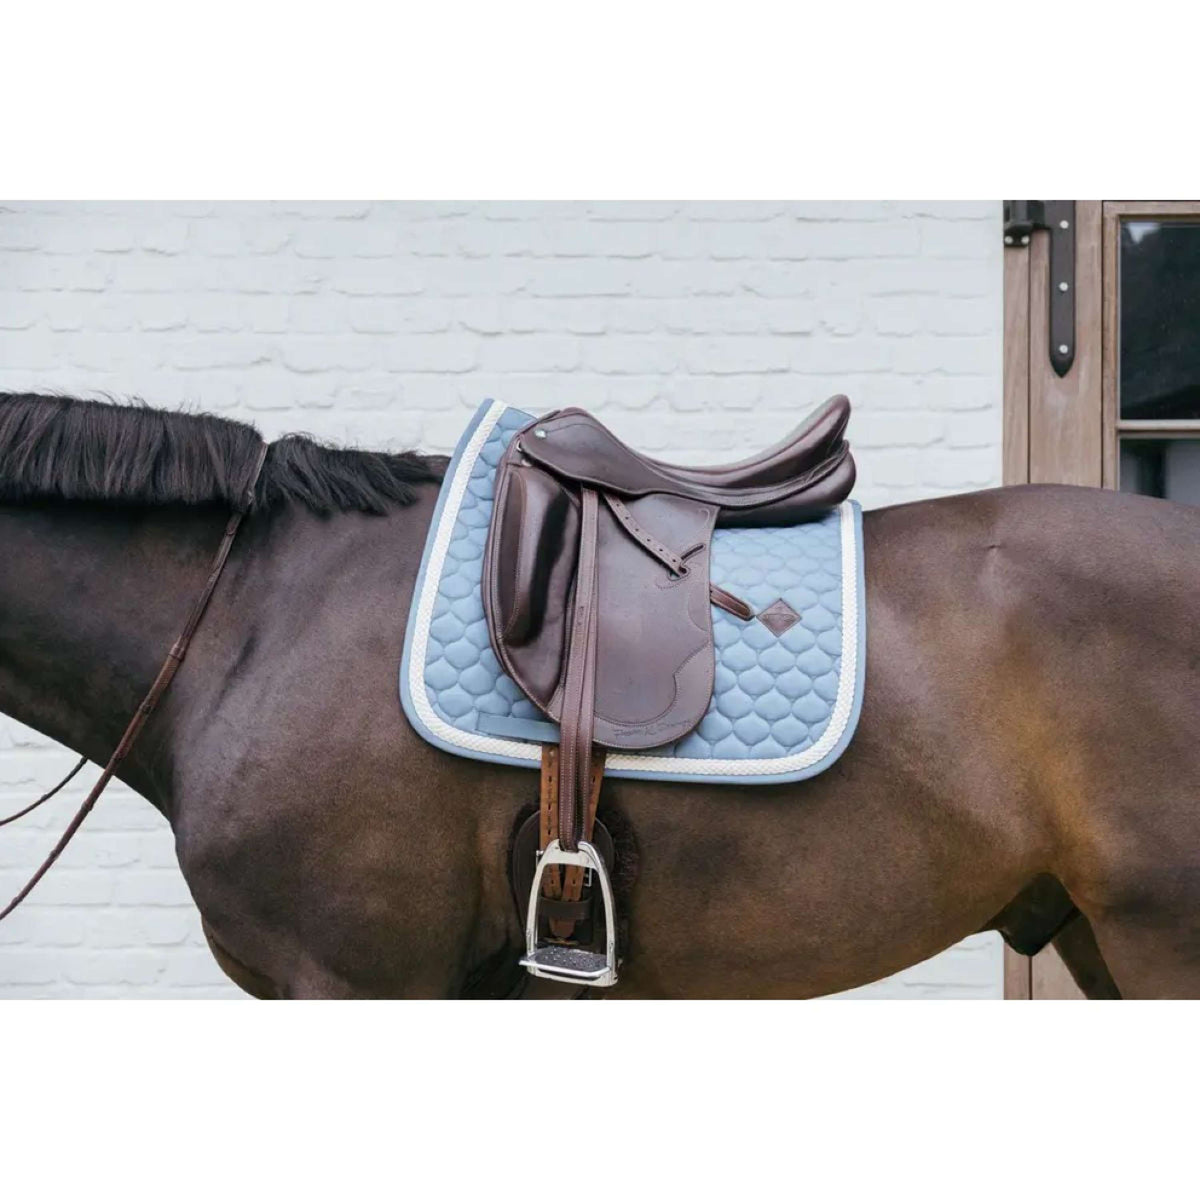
left=0, top=393, right=445, bottom=515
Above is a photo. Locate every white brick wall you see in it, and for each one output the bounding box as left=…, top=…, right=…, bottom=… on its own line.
left=0, top=201, right=1003, bottom=998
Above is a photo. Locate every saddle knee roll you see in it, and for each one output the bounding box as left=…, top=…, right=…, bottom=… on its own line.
left=484, top=464, right=579, bottom=702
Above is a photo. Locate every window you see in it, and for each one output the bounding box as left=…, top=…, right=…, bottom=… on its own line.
left=1111, top=210, right=1200, bottom=503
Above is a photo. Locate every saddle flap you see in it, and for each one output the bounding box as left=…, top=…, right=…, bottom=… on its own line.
left=484, top=428, right=719, bottom=752
left=589, top=491, right=716, bottom=749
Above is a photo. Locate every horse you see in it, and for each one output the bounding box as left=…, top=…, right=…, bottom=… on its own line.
left=1, top=391, right=1196, bottom=999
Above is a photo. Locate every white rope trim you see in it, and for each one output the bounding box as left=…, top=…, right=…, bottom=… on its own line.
left=407, top=403, right=861, bottom=778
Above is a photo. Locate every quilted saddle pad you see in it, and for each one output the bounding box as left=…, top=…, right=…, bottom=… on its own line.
left=400, top=400, right=866, bottom=785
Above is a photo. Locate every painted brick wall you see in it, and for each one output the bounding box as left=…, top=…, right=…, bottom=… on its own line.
left=0, top=201, right=1002, bottom=998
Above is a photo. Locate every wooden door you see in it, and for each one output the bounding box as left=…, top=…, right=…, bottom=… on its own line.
left=1002, top=199, right=1200, bottom=997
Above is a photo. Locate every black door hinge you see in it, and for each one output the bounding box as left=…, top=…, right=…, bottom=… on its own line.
left=1003, top=200, right=1076, bottom=378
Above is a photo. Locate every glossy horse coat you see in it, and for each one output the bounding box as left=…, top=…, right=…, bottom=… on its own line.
left=2, top=394, right=1198, bottom=997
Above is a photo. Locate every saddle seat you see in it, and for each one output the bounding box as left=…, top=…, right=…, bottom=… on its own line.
left=481, top=396, right=856, bottom=987
left=511, top=393, right=853, bottom=526
left=640, top=392, right=849, bottom=493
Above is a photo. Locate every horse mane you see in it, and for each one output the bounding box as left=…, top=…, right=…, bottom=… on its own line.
left=0, top=392, right=445, bottom=515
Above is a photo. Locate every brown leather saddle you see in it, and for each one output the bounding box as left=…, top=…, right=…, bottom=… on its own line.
left=483, top=396, right=855, bottom=986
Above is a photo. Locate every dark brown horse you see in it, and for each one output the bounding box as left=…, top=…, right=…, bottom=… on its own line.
left=2, top=392, right=1197, bottom=998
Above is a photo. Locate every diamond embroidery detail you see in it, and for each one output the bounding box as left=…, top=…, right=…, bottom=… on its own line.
left=757, top=598, right=802, bottom=636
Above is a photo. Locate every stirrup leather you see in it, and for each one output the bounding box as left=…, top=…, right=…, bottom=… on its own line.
left=521, top=839, right=618, bottom=987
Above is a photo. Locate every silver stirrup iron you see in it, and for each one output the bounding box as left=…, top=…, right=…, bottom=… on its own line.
left=521, top=839, right=618, bottom=988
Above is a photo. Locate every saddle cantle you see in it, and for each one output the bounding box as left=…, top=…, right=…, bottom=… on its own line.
left=479, top=397, right=856, bottom=987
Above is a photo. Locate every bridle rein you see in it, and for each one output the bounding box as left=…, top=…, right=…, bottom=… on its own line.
left=0, top=441, right=269, bottom=923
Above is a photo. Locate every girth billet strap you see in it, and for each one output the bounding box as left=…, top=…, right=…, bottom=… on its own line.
left=556, top=485, right=601, bottom=852
left=0, top=441, right=269, bottom=923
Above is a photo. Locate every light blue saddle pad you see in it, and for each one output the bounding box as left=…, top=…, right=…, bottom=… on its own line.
left=400, top=400, right=866, bottom=785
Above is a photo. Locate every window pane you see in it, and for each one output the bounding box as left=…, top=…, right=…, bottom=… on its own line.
left=1119, top=439, right=1200, bottom=505
left=1120, top=220, right=1200, bottom=420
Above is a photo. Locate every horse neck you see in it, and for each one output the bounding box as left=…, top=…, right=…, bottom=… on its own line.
left=0, top=501, right=234, bottom=796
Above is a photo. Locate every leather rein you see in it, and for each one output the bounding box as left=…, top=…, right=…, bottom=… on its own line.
left=0, top=442, right=269, bottom=923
